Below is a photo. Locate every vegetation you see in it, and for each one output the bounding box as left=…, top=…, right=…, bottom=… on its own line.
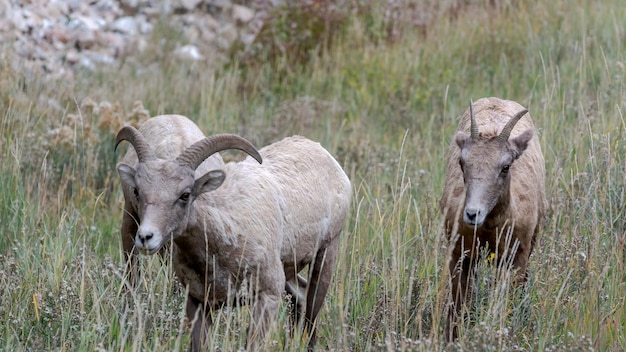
left=1, top=0, right=624, bottom=350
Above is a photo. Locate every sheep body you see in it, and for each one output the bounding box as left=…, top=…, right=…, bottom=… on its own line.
left=439, top=97, right=546, bottom=339
left=116, top=129, right=351, bottom=351
left=118, top=115, right=223, bottom=283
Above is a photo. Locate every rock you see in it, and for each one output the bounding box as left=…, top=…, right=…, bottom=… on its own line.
left=111, top=16, right=138, bottom=35
left=217, top=22, right=238, bottom=49
left=232, top=4, right=254, bottom=24
left=0, top=0, right=10, bottom=18
left=176, top=0, right=203, bottom=12
left=119, top=0, right=140, bottom=15
left=0, top=0, right=261, bottom=79
left=75, top=30, right=97, bottom=50
left=43, top=24, right=71, bottom=45
left=173, top=45, right=204, bottom=61
left=68, top=15, right=105, bottom=31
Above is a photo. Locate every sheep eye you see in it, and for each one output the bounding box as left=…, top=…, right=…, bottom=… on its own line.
left=500, top=165, right=510, bottom=175
left=133, top=188, right=139, bottom=198
left=179, top=192, right=190, bottom=203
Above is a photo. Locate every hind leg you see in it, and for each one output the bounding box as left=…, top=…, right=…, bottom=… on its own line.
left=304, top=235, right=339, bottom=349
left=285, top=273, right=308, bottom=333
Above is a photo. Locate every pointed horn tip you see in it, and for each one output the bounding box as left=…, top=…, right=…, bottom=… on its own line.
left=179, top=133, right=263, bottom=169
left=221, top=133, right=263, bottom=164
left=507, top=108, right=529, bottom=125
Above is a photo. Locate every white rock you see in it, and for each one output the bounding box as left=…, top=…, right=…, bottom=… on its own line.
left=174, top=45, right=204, bottom=61
left=232, top=5, right=254, bottom=24
left=177, top=0, right=202, bottom=11
left=111, top=16, right=137, bottom=35
left=69, top=15, right=105, bottom=31
left=0, top=0, right=10, bottom=19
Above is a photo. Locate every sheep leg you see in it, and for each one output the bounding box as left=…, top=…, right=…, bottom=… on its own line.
left=304, top=235, right=339, bottom=350
left=446, top=254, right=473, bottom=341
left=186, top=295, right=212, bottom=352
left=121, top=208, right=139, bottom=287
left=246, top=289, right=282, bottom=350
left=510, top=249, right=530, bottom=286
left=286, top=274, right=307, bottom=328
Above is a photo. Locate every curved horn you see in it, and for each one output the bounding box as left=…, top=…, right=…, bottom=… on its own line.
left=115, top=126, right=155, bottom=162
left=498, top=109, right=529, bottom=142
left=469, top=100, right=479, bottom=141
left=177, top=133, right=262, bottom=170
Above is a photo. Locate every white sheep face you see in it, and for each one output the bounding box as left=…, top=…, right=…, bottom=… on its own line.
left=454, top=129, right=533, bottom=226
left=117, top=159, right=226, bottom=254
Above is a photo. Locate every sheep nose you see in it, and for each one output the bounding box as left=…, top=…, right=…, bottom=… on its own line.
left=138, top=232, right=153, bottom=243
left=464, top=208, right=480, bottom=224
left=136, top=225, right=158, bottom=249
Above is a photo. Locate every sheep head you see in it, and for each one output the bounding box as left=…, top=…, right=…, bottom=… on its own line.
left=115, top=126, right=262, bottom=254
left=454, top=102, right=533, bottom=227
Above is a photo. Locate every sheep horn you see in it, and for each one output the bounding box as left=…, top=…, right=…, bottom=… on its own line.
left=469, top=100, right=479, bottom=141
left=177, top=133, right=263, bottom=170
left=115, top=126, right=156, bottom=162
left=497, top=109, right=529, bottom=142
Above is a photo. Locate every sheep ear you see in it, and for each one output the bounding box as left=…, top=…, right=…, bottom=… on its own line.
left=117, top=163, right=137, bottom=188
left=193, top=170, right=226, bottom=196
left=455, top=131, right=471, bottom=149
left=510, top=129, right=533, bottom=159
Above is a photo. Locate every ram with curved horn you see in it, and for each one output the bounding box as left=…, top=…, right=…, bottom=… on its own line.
left=115, top=115, right=351, bottom=351
left=116, top=115, right=226, bottom=285
left=439, top=97, right=547, bottom=340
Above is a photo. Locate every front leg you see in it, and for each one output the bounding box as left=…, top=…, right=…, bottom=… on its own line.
left=186, top=295, right=212, bottom=352
left=121, top=207, right=139, bottom=287
left=510, top=248, right=531, bottom=286
left=246, top=288, right=283, bottom=350
left=446, top=253, right=473, bottom=341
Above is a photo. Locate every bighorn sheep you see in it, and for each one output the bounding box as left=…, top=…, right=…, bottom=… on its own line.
left=115, top=121, right=351, bottom=351
left=118, top=115, right=224, bottom=284
left=439, top=97, right=546, bottom=339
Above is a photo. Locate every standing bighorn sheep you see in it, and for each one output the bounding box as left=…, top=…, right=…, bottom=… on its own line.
left=118, top=114, right=224, bottom=284
left=115, top=116, right=351, bottom=351
left=439, top=97, right=546, bottom=339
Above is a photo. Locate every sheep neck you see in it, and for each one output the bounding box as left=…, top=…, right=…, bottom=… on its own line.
left=173, top=207, right=225, bottom=257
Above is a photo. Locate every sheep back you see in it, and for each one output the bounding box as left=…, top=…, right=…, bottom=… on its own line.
left=259, top=136, right=352, bottom=278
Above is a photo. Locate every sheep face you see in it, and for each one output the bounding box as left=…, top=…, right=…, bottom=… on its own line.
left=117, top=159, right=226, bottom=254
left=454, top=129, right=533, bottom=226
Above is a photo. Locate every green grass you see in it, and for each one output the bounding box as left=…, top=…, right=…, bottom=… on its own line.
left=1, top=0, right=625, bottom=350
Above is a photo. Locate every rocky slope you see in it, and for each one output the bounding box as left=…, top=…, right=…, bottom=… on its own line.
left=0, top=0, right=260, bottom=78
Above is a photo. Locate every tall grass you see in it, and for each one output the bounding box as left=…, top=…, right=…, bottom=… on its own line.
left=1, top=0, right=625, bottom=350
